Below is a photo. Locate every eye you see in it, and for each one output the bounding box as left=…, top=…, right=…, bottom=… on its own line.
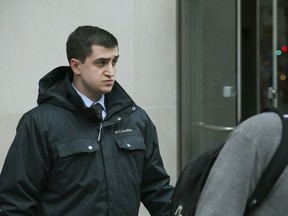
left=96, top=60, right=107, bottom=67
left=112, top=57, right=119, bottom=66
left=112, top=59, right=118, bottom=66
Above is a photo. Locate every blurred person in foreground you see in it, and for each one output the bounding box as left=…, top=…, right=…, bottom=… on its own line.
left=195, top=111, right=288, bottom=216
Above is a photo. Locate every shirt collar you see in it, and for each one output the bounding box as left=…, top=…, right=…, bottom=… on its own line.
left=72, top=83, right=106, bottom=111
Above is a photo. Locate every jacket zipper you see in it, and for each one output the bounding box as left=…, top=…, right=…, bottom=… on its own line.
left=98, top=122, right=103, bottom=141
left=96, top=122, right=109, bottom=211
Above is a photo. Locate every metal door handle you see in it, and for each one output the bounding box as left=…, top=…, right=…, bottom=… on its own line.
left=194, top=122, right=234, bottom=132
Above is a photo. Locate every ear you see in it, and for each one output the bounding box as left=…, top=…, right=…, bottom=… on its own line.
left=70, top=58, right=81, bottom=75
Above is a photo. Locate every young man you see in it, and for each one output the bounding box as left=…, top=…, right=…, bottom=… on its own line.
left=195, top=111, right=288, bottom=215
left=0, top=26, right=174, bottom=215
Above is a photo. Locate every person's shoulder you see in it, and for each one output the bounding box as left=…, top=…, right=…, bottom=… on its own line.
left=240, top=111, right=281, bottom=129
left=27, top=103, right=57, bottom=114
left=19, top=103, right=60, bottom=121
left=234, top=111, right=282, bottom=141
left=223, top=111, right=282, bottom=157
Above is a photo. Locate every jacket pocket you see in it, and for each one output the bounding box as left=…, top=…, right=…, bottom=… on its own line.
left=57, top=138, right=100, bottom=158
left=114, top=134, right=146, bottom=151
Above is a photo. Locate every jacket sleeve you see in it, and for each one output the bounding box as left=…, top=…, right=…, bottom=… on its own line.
left=0, top=113, right=50, bottom=215
left=140, top=116, right=174, bottom=216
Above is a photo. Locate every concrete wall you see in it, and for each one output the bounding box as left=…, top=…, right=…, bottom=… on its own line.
left=0, top=0, right=177, bottom=215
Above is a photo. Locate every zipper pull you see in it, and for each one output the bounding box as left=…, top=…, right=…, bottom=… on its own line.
left=175, top=205, right=183, bottom=216
left=98, top=123, right=103, bottom=141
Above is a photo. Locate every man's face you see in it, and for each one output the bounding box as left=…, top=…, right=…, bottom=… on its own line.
left=71, top=45, right=119, bottom=101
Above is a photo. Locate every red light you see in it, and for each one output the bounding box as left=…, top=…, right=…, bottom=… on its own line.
left=281, top=46, right=288, bottom=52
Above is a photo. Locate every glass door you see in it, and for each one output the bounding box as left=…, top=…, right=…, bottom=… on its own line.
left=178, top=0, right=288, bottom=171
left=178, top=0, right=238, bottom=168
left=259, top=0, right=288, bottom=111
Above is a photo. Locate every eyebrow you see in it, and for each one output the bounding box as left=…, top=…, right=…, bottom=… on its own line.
left=113, top=55, right=120, bottom=60
left=95, top=55, right=119, bottom=62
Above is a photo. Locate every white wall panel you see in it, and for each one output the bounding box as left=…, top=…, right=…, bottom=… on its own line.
left=0, top=1, right=177, bottom=215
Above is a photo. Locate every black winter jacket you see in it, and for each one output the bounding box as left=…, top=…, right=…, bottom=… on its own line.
left=0, top=66, right=174, bottom=215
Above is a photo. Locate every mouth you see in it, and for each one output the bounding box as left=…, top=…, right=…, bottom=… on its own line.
left=103, top=79, right=114, bottom=85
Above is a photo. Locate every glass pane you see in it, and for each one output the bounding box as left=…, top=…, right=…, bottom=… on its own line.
left=197, top=0, right=237, bottom=154
left=179, top=0, right=237, bottom=167
left=259, top=0, right=288, bottom=110
left=277, top=1, right=288, bottom=109
left=259, top=0, right=273, bottom=109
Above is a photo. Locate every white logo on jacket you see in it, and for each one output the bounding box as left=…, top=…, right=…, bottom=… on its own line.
left=115, top=128, right=132, bottom=134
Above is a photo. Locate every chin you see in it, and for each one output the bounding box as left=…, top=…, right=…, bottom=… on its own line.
left=102, top=87, right=113, bottom=94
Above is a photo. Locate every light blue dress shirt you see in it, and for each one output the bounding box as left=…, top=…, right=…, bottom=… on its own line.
left=72, top=83, right=107, bottom=119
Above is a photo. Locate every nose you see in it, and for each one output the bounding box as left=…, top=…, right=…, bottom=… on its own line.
left=105, top=63, right=115, bottom=76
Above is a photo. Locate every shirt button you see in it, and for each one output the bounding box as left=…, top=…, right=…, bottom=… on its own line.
left=88, top=146, right=93, bottom=150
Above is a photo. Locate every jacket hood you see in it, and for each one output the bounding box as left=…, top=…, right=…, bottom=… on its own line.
left=37, top=66, right=81, bottom=111
left=37, top=66, right=135, bottom=118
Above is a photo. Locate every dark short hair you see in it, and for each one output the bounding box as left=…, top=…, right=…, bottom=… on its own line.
left=66, top=25, right=118, bottom=63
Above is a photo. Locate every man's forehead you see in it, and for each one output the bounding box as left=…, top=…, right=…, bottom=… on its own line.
left=91, top=45, right=119, bottom=58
